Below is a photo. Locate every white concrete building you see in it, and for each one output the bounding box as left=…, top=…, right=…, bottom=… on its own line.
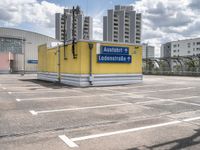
left=142, top=44, right=155, bottom=58
left=103, top=5, right=142, bottom=44
left=55, top=7, right=93, bottom=42
left=0, top=27, right=58, bottom=73
left=161, top=38, right=200, bottom=57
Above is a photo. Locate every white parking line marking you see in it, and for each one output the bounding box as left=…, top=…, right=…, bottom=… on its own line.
left=2, top=87, right=6, bottom=90
left=174, top=100, right=200, bottom=107
left=29, top=110, right=38, bottom=115
left=138, top=96, right=200, bottom=107
left=16, top=93, right=125, bottom=102
left=105, top=87, right=195, bottom=95
left=103, top=84, right=164, bottom=90
left=158, top=87, right=194, bottom=92
left=132, top=87, right=195, bottom=94
left=184, top=116, right=200, bottom=122
left=8, top=92, right=12, bottom=94
left=137, top=96, right=199, bottom=104
left=71, top=121, right=180, bottom=142
left=59, top=135, right=78, bottom=148
left=29, top=103, right=132, bottom=115
left=16, top=99, right=21, bottom=102
left=59, top=116, right=200, bottom=148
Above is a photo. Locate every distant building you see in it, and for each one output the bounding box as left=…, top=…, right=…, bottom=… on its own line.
left=142, top=44, right=155, bottom=59
left=0, top=27, right=58, bottom=73
left=161, top=38, right=200, bottom=57
left=103, top=5, right=142, bottom=44
left=55, top=6, right=93, bottom=42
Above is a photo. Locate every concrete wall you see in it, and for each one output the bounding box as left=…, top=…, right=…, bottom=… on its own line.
left=0, top=52, right=13, bottom=73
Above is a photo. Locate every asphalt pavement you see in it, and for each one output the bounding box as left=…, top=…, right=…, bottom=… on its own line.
left=1, top=74, right=200, bottom=150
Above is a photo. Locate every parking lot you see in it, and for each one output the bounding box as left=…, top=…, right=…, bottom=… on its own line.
left=1, top=74, right=200, bottom=150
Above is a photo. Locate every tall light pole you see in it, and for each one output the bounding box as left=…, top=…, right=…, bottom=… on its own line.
left=146, top=43, right=149, bottom=73
left=21, top=37, right=26, bottom=76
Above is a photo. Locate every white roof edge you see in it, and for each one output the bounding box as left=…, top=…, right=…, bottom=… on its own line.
left=0, top=27, right=58, bottom=41
left=163, top=37, right=200, bottom=44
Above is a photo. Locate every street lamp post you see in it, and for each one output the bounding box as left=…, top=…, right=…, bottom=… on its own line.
left=21, top=37, right=26, bottom=76
left=146, top=43, right=148, bottom=73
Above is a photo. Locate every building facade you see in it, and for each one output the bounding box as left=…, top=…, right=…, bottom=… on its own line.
left=103, top=5, right=142, bottom=44
left=142, top=44, right=155, bottom=59
left=161, top=38, right=200, bottom=57
left=55, top=7, right=93, bottom=42
left=0, top=27, right=58, bottom=73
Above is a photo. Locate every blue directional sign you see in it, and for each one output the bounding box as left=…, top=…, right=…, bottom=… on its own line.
left=101, top=46, right=129, bottom=55
left=27, top=60, right=38, bottom=64
left=97, top=54, right=132, bottom=63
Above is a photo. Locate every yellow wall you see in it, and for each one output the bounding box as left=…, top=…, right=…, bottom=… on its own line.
left=38, top=41, right=142, bottom=75
left=38, top=44, right=47, bottom=72
left=60, top=44, right=81, bottom=74
left=79, top=41, right=142, bottom=74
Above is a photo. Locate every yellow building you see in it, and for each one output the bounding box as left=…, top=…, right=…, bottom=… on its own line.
left=38, top=40, right=143, bottom=87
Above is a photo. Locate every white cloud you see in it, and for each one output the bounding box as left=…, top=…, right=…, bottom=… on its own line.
left=0, top=0, right=63, bottom=36
left=132, top=0, right=200, bottom=57
left=92, top=10, right=105, bottom=41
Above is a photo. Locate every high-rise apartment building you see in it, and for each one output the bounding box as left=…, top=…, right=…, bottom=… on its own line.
left=55, top=7, right=93, bottom=42
left=103, top=5, right=142, bottom=44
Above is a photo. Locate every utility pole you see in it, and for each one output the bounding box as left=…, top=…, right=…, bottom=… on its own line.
left=63, top=9, right=67, bottom=60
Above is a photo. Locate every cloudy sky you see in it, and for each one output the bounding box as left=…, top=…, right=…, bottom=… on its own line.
left=0, top=0, right=200, bottom=56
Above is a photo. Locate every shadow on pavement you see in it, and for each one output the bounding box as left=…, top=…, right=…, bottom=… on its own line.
left=126, top=129, right=200, bottom=150
left=19, top=79, right=75, bottom=89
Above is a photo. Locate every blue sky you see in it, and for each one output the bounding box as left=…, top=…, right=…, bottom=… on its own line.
left=42, top=0, right=135, bottom=16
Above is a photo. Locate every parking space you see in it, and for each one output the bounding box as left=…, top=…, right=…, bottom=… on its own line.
left=1, top=74, right=200, bottom=150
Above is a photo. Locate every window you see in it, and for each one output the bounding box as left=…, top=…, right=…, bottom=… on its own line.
left=197, top=42, right=200, bottom=45
left=188, top=43, right=191, bottom=48
left=193, top=42, right=195, bottom=46
left=188, top=51, right=191, bottom=54
left=173, top=50, right=176, bottom=53
left=125, top=40, right=129, bottom=43
left=173, top=44, right=177, bottom=48
left=0, top=37, right=22, bottom=54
